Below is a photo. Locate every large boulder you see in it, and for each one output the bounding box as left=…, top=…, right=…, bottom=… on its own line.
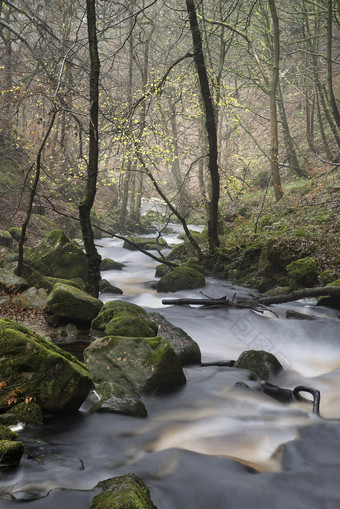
left=90, top=381, right=147, bottom=418
left=91, top=300, right=151, bottom=335
left=46, top=283, right=103, bottom=322
left=234, top=350, right=283, bottom=381
left=84, top=335, right=186, bottom=393
left=0, top=319, right=93, bottom=413
left=91, top=473, right=157, bottom=509
left=157, top=266, right=205, bottom=293
left=24, top=229, right=89, bottom=281
left=148, top=312, right=201, bottom=365
left=286, top=257, right=318, bottom=288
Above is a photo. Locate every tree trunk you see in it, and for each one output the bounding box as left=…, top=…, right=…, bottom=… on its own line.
left=185, top=0, right=220, bottom=251
left=326, top=0, right=340, bottom=129
left=268, top=0, right=283, bottom=201
left=277, top=81, right=306, bottom=178
left=79, top=0, right=101, bottom=297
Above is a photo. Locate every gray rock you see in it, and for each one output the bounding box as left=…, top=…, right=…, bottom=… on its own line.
left=148, top=312, right=201, bottom=365
left=91, top=381, right=147, bottom=417
left=233, top=350, right=283, bottom=380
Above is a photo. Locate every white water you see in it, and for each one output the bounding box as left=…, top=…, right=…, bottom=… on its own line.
left=1, top=233, right=340, bottom=508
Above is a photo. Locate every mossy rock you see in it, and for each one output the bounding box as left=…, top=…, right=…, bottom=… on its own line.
left=90, top=381, right=147, bottom=418
left=318, top=270, right=337, bottom=286
left=91, top=473, right=157, bottom=509
left=264, top=286, right=292, bottom=297
left=4, top=401, right=44, bottom=426
left=8, top=227, right=27, bottom=243
left=157, top=266, right=205, bottom=293
left=0, top=318, right=93, bottom=413
left=123, top=236, right=168, bottom=251
left=105, top=316, right=158, bottom=337
left=99, top=279, right=123, bottom=295
left=24, top=229, right=89, bottom=281
left=317, top=279, right=340, bottom=310
left=84, top=335, right=186, bottom=393
left=286, top=310, right=316, bottom=320
left=286, top=257, right=318, bottom=287
left=100, top=258, right=125, bottom=271
left=91, top=300, right=148, bottom=335
left=0, top=230, right=12, bottom=248
left=234, top=350, right=283, bottom=380
left=166, top=242, right=196, bottom=262
left=155, top=263, right=173, bottom=278
left=46, top=283, right=103, bottom=322
left=0, top=439, right=24, bottom=469
left=148, top=312, right=201, bottom=365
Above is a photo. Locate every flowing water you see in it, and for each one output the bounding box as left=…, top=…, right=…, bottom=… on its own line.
left=1, top=230, right=340, bottom=508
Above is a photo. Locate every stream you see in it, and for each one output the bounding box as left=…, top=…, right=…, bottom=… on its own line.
left=1, top=226, right=340, bottom=508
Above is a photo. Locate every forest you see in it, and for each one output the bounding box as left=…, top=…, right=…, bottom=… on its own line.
left=0, top=0, right=339, bottom=291
left=0, top=1, right=340, bottom=508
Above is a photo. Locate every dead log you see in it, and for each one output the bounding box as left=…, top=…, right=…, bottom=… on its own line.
left=245, top=286, right=340, bottom=306
left=162, top=286, right=340, bottom=309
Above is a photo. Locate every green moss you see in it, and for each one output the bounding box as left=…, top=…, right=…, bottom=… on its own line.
left=0, top=319, right=93, bottom=413
left=286, top=257, right=318, bottom=287
left=123, top=236, right=168, bottom=251
left=157, top=266, right=205, bottom=293
left=91, top=300, right=148, bottom=333
left=24, top=229, right=89, bottom=281
left=9, top=401, right=44, bottom=426
left=100, top=258, right=125, bottom=271
left=0, top=440, right=24, bottom=468
left=46, top=283, right=103, bottom=321
left=91, top=473, right=157, bottom=509
left=105, top=316, right=157, bottom=338
left=0, top=425, right=18, bottom=441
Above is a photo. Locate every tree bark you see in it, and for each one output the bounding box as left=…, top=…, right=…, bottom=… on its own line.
left=185, top=0, right=220, bottom=251
left=326, top=0, right=340, bottom=129
left=268, top=0, right=283, bottom=201
left=79, top=0, right=101, bottom=297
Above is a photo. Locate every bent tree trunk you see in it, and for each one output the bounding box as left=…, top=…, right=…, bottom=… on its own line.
left=79, top=0, right=101, bottom=297
left=185, top=0, right=220, bottom=252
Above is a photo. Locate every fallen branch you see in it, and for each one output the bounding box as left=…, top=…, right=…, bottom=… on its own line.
left=162, top=286, right=340, bottom=309
left=244, top=286, right=340, bottom=306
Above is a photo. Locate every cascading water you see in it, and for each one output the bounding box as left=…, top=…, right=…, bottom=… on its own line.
left=1, top=229, right=340, bottom=509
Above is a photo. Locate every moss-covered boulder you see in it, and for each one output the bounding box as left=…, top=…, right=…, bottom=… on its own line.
left=0, top=319, right=93, bottom=413
left=100, top=258, right=125, bottom=271
left=91, top=473, right=157, bottom=509
left=0, top=230, right=12, bottom=248
left=24, top=229, right=89, bottom=281
left=148, top=312, right=201, bottom=365
left=123, top=236, right=168, bottom=251
left=157, top=266, right=205, bottom=293
left=286, top=257, right=318, bottom=288
left=46, top=283, right=103, bottom=322
left=15, top=262, right=86, bottom=293
left=91, top=300, right=149, bottom=335
left=99, top=279, right=123, bottom=294
left=105, top=316, right=158, bottom=338
left=0, top=425, right=24, bottom=469
left=1, top=401, right=44, bottom=426
left=234, top=350, right=283, bottom=380
left=90, top=381, right=147, bottom=418
left=84, top=335, right=186, bottom=393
